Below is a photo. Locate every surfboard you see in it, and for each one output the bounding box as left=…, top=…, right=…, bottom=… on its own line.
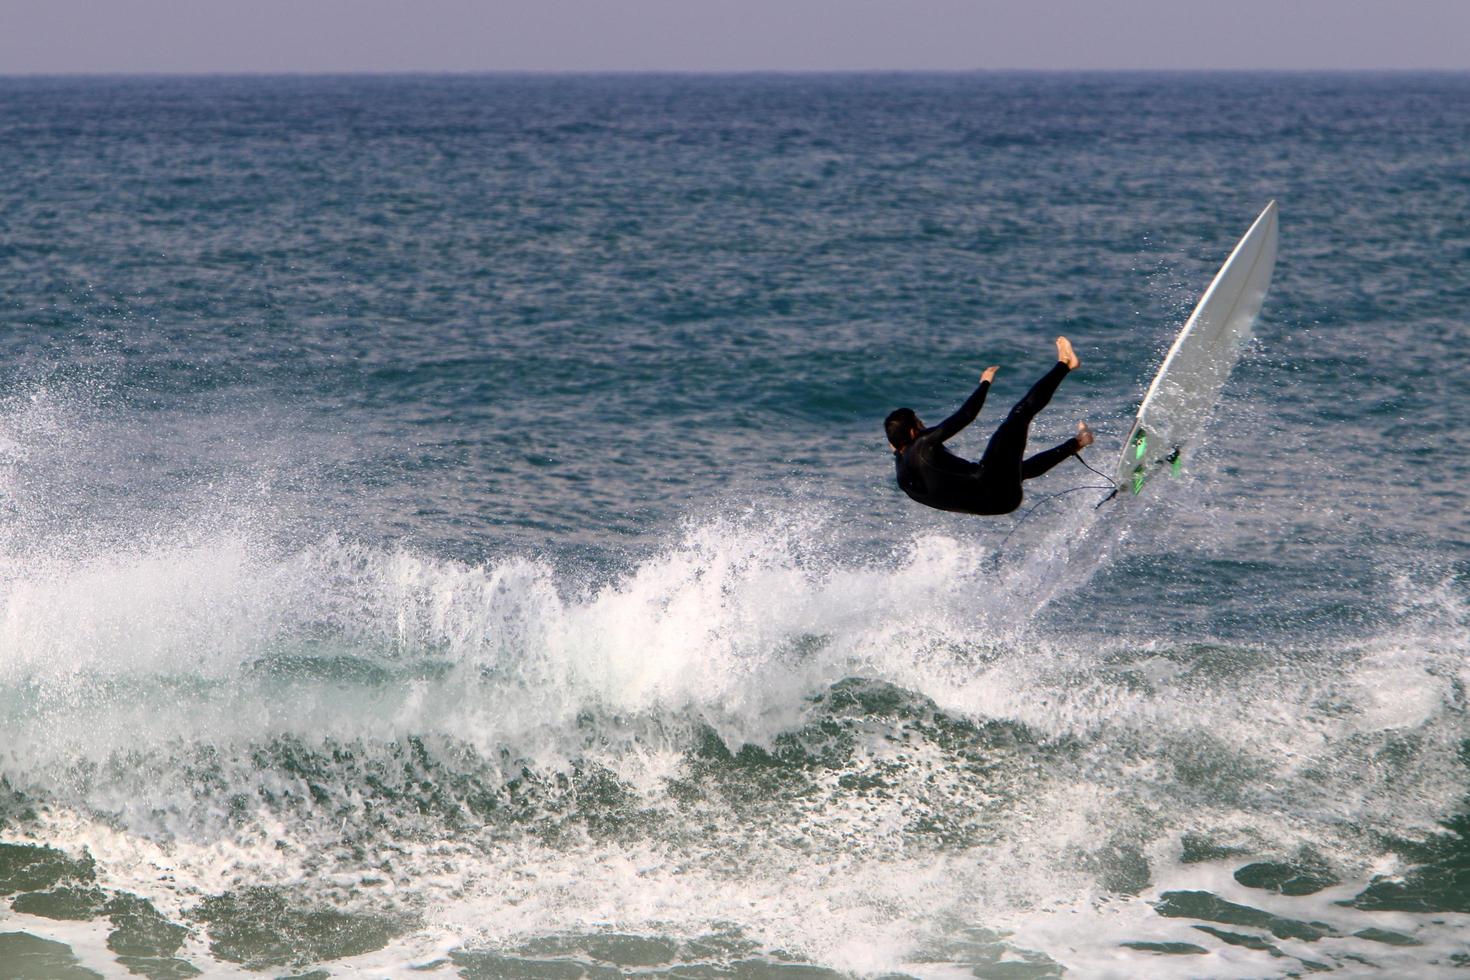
left=1115, top=201, right=1279, bottom=496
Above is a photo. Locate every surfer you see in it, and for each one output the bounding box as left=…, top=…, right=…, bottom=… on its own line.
left=885, top=337, right=1093, bottom=516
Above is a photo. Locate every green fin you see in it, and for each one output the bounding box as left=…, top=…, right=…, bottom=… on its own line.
left=1132, top=430, right=1148, bottom=460
left=1168, top=448, right=1182, bottom=476
left=1131, top=465, right=1146, bottom=495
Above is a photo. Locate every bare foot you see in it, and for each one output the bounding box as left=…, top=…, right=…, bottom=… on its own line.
left=981, top=365, right=999, bottom=383
left=1056, top=336, right=1080, bottom=370
left=1075, top=421, right=1094, bottom=449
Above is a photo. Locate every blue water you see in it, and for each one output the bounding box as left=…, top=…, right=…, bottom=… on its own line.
left=0, top=73, right=1467, bottom=978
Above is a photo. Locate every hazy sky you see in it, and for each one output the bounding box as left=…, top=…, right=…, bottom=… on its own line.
left=1, top=0, right=1466, bottom=74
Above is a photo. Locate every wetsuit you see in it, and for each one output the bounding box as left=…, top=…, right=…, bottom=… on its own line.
left=893, top=361, right=1079, bottom=516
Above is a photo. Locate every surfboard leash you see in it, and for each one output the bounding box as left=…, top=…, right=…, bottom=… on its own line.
left=993, top=458, right=1117, bottom=555
left=1070, top=452, right=1123, bottom=507
left=1072, top=451, right=1112, bottom=483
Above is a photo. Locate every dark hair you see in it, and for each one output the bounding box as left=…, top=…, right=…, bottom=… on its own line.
left=885, top=408, right=919, bottom=449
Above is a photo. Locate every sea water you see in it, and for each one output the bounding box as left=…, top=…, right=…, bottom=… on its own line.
left=0, top=72, right=1467, bottom=978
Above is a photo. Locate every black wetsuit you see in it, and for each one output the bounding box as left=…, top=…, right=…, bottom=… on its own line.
left=893, top=361, right=1078, bottom=516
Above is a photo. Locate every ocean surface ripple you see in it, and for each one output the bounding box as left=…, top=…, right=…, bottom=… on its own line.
left=0, top=72, right=1467, bottom=978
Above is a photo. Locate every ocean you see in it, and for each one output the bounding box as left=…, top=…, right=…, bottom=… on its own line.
left=0, top=72, right=1467, bottom=978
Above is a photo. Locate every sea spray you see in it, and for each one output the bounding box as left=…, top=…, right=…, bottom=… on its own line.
left=3, top=72, right=1468, bottom=976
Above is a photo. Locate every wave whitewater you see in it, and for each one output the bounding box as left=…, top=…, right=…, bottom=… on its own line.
left=1, top=499, right=1466, bottom=974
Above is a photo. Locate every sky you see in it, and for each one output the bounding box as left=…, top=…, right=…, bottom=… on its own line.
left=0, top=0, right=1466, bottom=74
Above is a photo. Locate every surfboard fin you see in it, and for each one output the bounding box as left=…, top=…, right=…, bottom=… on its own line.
left=1132, top=430, right=1148, bottom=461
left=1167, top=448, right=1182, bottom=476
left=1130, top=465, right=1146, bottom=495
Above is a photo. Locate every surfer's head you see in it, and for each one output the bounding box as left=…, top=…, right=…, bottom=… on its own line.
left=885, top=408, right=922, bottom=451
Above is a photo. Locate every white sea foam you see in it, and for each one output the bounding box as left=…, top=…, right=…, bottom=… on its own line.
left=0, top=482, right=1466, bottom=975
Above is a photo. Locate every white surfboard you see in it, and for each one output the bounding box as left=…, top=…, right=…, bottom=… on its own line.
left=1115, top=201, right=1279, bottom=496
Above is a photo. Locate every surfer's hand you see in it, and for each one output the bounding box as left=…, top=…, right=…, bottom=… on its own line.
left=981, top=366, right=999, bottom=383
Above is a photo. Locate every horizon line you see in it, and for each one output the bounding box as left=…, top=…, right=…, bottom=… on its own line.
left=3, top=66, right=1469, bottom=80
